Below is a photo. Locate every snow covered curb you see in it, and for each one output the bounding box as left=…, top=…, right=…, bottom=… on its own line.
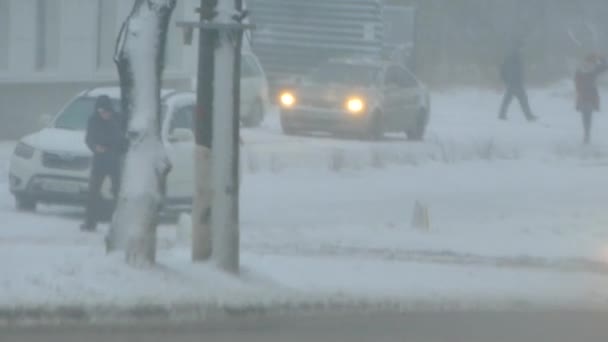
left=3, top=294, right=607, bottom=327
left=242, top=139, right=608, bottom=173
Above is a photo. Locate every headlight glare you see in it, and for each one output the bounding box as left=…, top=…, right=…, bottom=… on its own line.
left=346, top=97, right=365, bottom=114
left=14, top=142, right=35, bottom=159
left=280, top=92, right=296, bottom=107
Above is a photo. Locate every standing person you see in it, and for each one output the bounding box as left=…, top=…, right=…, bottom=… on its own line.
left=575, top=54, right=608, bottom=144
left=498, top=41, right=537, bottom=121
left=81, top=95, right=124, bottom=232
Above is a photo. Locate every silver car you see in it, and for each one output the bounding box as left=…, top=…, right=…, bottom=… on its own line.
left=278, top=58, right=430, bottom=140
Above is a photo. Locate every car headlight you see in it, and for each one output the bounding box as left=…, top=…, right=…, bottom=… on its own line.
left=345, top=97, right=365, bottom=114
left=279, top=92, right=296, bottom=108
left=14, top=142, right=35, bottom=159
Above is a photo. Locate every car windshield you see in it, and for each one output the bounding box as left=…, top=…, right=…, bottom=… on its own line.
left=307, top=63, right=379, bottom=85
left=53, top=97, right=120, bottom=130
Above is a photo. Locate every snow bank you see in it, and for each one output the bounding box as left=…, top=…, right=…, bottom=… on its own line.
left=242, top=86, right=608, bottom=172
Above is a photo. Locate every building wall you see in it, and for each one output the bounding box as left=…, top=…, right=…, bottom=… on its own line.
left=0, top=0, right=199, bottom=139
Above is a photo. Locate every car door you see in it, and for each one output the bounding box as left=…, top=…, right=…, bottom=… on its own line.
left=240, top=54, right=260, bottom=117
left=165, top=104, right=196, bottom=203
left=401, top=68, right=421, bottom=109
left=382, top=65, right=407, bottom=129
left=399, top=67, right=423, bottom=127
left=384, top=66, right=420, bottom=130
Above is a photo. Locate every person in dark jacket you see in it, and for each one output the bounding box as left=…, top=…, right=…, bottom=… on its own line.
left=575, top=54, right=608, bottom=144
left=498, top=41, right=537, bottom=121
left=81, top=95, right=124, bottom=231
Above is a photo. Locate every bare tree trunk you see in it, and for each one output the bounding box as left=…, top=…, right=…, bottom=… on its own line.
left=105, top=0, right=176, bottom=267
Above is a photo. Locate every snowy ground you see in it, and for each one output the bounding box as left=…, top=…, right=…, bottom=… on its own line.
left=244, top=82, right=608, bottom=170
left=2, top=86, right=608, bottom=314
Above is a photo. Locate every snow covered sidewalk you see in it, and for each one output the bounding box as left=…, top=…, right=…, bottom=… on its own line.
left=2, top=160, right=608, bottom=324
left=3, top=86, right=608, bottom=324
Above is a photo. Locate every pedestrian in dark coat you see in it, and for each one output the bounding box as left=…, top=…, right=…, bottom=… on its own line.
left=81, top=95, right=124, bottom=231
left=575, top=54, right=608, bottom=144
left=498, top=42, right=537, bottom=121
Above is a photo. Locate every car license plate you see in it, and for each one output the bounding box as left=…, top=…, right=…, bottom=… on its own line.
left=41, top=181, right=81, bottom=194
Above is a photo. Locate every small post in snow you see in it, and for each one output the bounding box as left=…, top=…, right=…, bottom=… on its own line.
left=178, top=0, right=253, bottom=273
left=411, top=201, right=430, bottom=232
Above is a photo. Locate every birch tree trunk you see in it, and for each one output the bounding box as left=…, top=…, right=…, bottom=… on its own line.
left=105, top=0, right=176, bottom=267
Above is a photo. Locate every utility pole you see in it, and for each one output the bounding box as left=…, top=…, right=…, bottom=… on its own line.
left=226, top=0, right=244, bottom=273
left=190, top=0, right=216, bottom=262
left=178, top=0, right=252, bottom=273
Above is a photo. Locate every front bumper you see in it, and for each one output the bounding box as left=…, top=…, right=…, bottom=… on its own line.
left=9, top=153, right=191, bottom=209
left=11, top=172, right=194, bottom=210
left=280, top=106, right=370, bottom=133
left=10, top=173, right=91, bottom=205
left=9, top=148, right=95, bottom=205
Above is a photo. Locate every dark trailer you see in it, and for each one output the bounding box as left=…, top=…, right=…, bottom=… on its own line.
left=248, top=0, right=416, bottom=84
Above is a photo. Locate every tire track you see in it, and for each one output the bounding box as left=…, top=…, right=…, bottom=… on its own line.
left=244, top=242, right=608, bottom=275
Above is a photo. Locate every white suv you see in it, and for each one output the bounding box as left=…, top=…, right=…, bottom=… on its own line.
left=239, top=52, right=271, bottom=127
left=190, top=51, right=270, bottom=127
left=9, top=85, right=254, bottom=212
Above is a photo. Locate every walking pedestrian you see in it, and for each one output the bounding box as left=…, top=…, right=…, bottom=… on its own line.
left=81, top=95, right=124, bottom=231
left=575, top=54, right=608, bottom=144
left=498, top=41, right=537, bottom=121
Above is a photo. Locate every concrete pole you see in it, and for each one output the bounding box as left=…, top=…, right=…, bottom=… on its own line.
left=192, top=0, right=217, bottom=262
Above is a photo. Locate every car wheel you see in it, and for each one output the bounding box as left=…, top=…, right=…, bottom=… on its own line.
left=280, top=115, right=299, bottom=136
left=406, top=109, right=428, bottom=141
left=16, top=195, right=37, bottom=212
left=282, top=125, right=299, bottom=136
left=366, top=112, right=384, bottom=141
left=98, top=199, right=115, bottom=222
left=242, top=99, right=265, bottom=128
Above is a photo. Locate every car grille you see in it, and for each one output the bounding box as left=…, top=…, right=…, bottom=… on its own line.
left=299, top=95, right=341, bottom=109
left=42, top=152, right=91, bottom=171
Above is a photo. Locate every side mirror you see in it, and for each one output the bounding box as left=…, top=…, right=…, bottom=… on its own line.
left=169, top=128, right=194, bottom=143
left=182, top=27, right=194, bottom=46
left=39, top=114, right=52, bottom=127
left=284, top=75, right=302, bottom=85
left=386, top=82, right=401, bottom=90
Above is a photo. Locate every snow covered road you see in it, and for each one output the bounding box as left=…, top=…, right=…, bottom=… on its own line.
left=6, top=312, right=608, bottom=342
left=2, top=87, right=608, bottom=313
